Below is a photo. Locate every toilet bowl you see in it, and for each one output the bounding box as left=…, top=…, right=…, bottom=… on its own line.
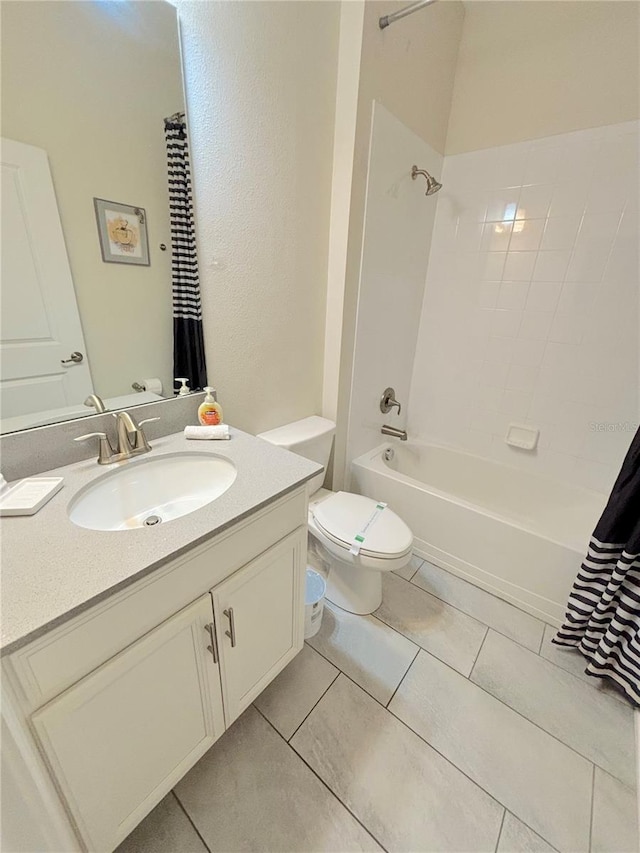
left=308, top=488, right=413, bottom=614
left=257, top=417, right=414, bottom=615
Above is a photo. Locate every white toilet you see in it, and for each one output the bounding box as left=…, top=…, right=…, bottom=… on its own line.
left=258, top=416, right=413, bottom=615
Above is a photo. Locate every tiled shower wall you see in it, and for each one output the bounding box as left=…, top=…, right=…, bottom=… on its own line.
left=408, top=121, right=639, bottom=494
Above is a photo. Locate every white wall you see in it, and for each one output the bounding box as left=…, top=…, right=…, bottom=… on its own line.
left=346, top=103, right=442, bottom=468
left=446, top=0, right=640, bottom=155
left=1, top=0, right=182, bottom=398
left=176, top=1, right=340, bottom=435
left=408, top=121, right=639, bottom=494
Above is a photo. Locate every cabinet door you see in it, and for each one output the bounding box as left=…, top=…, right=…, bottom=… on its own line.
left=213, top=526, right=306, bottom=725
left=32, top=596, right=224, bottom=852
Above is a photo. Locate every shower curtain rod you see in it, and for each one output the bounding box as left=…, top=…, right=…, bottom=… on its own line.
left=379, top=0, right=438, bottom=30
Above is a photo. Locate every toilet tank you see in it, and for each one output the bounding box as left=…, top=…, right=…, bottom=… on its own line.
left=257, top=416, right=336, bottom=495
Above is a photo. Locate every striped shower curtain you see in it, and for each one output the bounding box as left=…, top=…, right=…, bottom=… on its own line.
left=164, top=113, right=207, bottom=391
left=555, top=426, right=640, bottom=705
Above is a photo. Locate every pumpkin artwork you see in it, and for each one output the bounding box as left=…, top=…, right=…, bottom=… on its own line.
left=107, top=215, right=139, bottom=254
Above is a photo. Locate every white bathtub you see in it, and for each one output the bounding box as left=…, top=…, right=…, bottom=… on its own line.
left=351, top=442, right=607, bottom=625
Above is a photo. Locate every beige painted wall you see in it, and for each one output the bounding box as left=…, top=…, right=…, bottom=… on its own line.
left=446, top=0, right=640, bottom=154
left=1, top=0, right=183, bottom=399
left=329, top=0, right=465, bottom=487
left=175, top=1, right=340, bottom=435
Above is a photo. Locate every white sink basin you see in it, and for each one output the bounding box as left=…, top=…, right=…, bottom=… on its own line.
left=68, top=452, right=237, bottom=531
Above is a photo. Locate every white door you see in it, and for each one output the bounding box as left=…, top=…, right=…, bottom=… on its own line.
left=212, top=527, right=306, bottom=726
left=1, top=138, right=93, bottom=419
left=32, top=595, right=225, bottom=852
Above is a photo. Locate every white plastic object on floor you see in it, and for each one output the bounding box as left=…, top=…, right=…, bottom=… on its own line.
left=0, top=477, right=64, bottom=516
left=304, top=568, right=326, bottom=639
left=505, top=423, right=539, bottom=450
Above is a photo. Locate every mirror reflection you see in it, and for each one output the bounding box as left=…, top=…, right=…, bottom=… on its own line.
left=0, top=0, right=206, bottom=434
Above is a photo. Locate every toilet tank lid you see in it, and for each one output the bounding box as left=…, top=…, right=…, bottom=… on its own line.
left=257, top=416, right=336, bottom=449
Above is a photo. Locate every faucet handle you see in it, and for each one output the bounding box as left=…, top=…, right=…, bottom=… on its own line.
left=74, top=432, right=115, bottom=464
left=380, top=387, right=402, bottom=415
left=138, top=417, right=160, bottom=429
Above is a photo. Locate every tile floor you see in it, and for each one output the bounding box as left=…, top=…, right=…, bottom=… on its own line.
left=117, top=556, right=639, bottom=853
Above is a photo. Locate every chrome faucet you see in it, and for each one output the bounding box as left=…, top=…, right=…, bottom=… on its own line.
left=74, top=411, right=160, bottom=464
left=84, top=394, right=107, bottom=413
left=381, top=424, right=408, bottom=441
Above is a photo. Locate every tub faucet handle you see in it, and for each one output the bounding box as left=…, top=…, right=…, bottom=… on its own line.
left=380, top=387, right=401, bottom=415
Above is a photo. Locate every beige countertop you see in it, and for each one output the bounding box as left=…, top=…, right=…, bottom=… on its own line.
left=0, top=427, right=321, bottom=655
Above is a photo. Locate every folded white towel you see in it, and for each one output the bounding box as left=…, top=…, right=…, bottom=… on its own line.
left=184, top=424, right=230, bottom=440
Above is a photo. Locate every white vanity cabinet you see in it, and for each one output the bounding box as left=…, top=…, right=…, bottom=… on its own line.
left=3, top=489, right=308, bottom=853
left=212, top=530, right=304, bottom=724
left=31, top=595, right=224, bottom=852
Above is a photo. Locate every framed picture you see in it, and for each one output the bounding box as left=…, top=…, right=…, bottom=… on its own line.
left=94, top=198, right=149, bottom=266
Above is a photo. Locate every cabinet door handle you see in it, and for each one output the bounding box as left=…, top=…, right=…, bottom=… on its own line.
left=223, top=608, right=236, bottom=647
left=204, top=622, right=218, bottom=663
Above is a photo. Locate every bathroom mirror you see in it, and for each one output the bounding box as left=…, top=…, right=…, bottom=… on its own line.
left=0, top=0, right=193, bottom=434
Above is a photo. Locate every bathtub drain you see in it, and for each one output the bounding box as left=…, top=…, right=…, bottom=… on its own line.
left=383, top=448, right=395, bottom=462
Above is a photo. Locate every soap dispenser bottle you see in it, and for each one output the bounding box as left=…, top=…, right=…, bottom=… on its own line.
left=198, top=387, right=224, bottom=426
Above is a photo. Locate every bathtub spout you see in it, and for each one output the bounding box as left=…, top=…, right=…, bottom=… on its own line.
left=381, top=424, right=408, bottom=441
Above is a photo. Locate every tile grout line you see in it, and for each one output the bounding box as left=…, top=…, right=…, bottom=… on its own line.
left=382, top=693, right=566, bottom=851
left=385, top=646, right=420, bottom=709
left=398, top=560, right=631, bottom=709
left=171, top=790, right=213, bottom=853
left=394, top=645, right=622, bottom=793
left=306, top=640, right=395, bottom=709
left=469, top=625, right=490, bottom=681
left=274, top=654, right=561, bottom=851
left=253, top=704, right=390, bottom=853
left=397, top=560, right=547, bottom=654
left=408, top=556, right=547, bottom=628
left=285, top=665, right=341, bottom=743
left=588, top=763, right=596, bottom=852
left=537, top=623, right=547, bottom=655
left=315, top=603, right=630, bottom=788
left=493, top=808, right=506, bottom=853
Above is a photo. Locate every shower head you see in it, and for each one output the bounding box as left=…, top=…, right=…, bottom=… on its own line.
left=411, top=165, right=443, bottom=195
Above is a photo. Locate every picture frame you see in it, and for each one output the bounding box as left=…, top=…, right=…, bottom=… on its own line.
left=93, top=198, right=149, bottom=266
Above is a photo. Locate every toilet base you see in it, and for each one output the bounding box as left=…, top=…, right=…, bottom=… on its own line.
left=325, top=561, right=383, bottom=615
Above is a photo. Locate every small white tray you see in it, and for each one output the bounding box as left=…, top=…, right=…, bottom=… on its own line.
left=0, top=477, right=64, bottom=516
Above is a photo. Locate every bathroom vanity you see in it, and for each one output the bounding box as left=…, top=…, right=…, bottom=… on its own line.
left=1, top=427, right=321, bottom=852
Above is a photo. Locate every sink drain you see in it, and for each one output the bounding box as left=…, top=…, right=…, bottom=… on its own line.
left=144, top=515, right=162, bottom=526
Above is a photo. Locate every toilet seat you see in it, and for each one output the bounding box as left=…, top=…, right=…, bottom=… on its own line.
left=312, top=491, right=413, bottom=560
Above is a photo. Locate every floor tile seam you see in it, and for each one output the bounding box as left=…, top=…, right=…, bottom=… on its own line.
left=407, top=570, right=546, bottom=645
left=403, top=570, right=618, bottom=701
left=304, top=668, right=510, bottom=822
left=537, top=646, right=631, bottom=709
left=384, top=696, right=593, bottom=853
left=305, top=641, right=404, bottom=709
left=368, top=611, right=420, bottom=656
left=252, top=704, right=390, bottom=853
left=171, top=789, right=214, bottom=853
left=393, top=570, right=494, bottom=634
left=469, top=625, right=490, bottom=681
left=385, top=647, right=421, bottom=708
left=285, top=668, right=341, bottom=743
left=469, top=642, right=636, bottom=783
left=312, top=624, right=621, bottom=785
left=478, top=628, right=635, bottom=713
left=394, top=646, right=601, bottom=779
left=286, top=665, right=574, bottom=853
left=493, top=808, right=506, bottom=853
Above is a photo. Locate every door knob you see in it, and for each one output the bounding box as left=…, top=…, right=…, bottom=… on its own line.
left=61, top=351, right=84, bottom=365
